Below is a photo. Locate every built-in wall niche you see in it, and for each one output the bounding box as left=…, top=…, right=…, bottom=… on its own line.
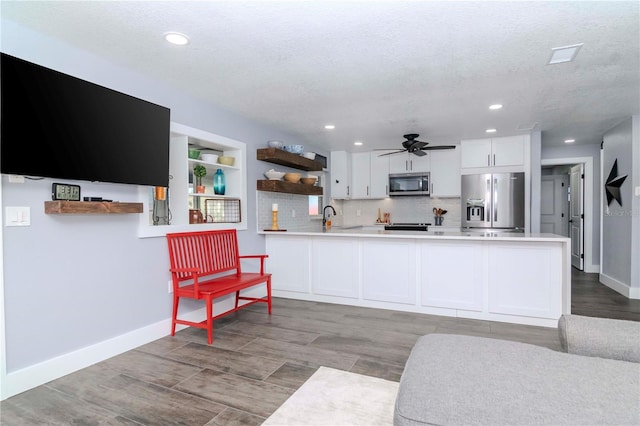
left=137, top=122, right=248, bottom=238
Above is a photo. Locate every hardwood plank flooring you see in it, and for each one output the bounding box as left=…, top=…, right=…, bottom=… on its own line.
left=1, top=270, right=637, bottom=425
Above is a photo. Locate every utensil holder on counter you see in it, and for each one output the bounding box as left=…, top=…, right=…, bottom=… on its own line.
left=434, top=216, right=444, bottom=226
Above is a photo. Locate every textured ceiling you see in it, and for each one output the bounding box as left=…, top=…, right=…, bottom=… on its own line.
left=2, top=1, right=639, bottom=152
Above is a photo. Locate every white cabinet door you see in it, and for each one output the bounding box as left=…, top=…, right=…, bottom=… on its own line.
left=330, top=151, right=351, bottom=199
left=389, top=153, right=410, bottom=173
left=409, top=154, right=430, bottom=173
left=370, top=152, right=390, bottom=198
left=311, top=238, right=359, bottom=298
left=389, top=152, right=430, bottom=173
left=461, top=138, right=492, bottom=168
left=429, top=147, right=460, bottom=197
left=488, top=242, right=562, bottom=319
left=492, top=135, right=525, bottom=167
left=461, top=136, right=524, bottom=169
left=362, top=240, right=416, bottom=304
left=351, top=152, right=371, bottom=199
left=266, top=236, right=310, bottom=293
left=419, top=241, right=483, bottom=311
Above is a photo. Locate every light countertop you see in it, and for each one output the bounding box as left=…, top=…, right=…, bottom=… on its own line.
left=259, top=225, right=570, bottom=243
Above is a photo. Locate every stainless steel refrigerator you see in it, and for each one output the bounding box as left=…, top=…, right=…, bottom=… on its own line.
left=461, top=172, right=525, bottom=231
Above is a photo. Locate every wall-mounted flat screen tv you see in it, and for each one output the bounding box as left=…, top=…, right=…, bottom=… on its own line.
left=1, top=52, right=170, bottom=187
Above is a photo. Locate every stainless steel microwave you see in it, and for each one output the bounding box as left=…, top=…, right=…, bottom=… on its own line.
left=389, top=172, right=430, bottom=196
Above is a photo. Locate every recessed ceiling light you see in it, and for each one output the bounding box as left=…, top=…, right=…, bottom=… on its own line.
left=489, top=104, right=503, bottom=110
left=354, top=141, right=363, bottom=146
left=164, top=32, right=190, bottom=46
left=324, top=124, right=335, bottom=130
left=564, top=139, right=575, bottom=144
left=548, top=43, right=583, bottom=65
left=486, top=128, right=497, bottom=133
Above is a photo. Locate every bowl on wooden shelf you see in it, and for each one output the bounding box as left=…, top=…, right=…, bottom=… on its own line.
left=301, top=152, right=316, bottom=160
left=264, top=169, right=285, bottom=180
left=218, top=156, right=235, bottom=166
left=283, top=172, right=301, bottom=183
left=284, top=145, right=304, bottom=154
left=268, top=140, right=284, bottom=149
left=300, top=176, right=317, bottom=185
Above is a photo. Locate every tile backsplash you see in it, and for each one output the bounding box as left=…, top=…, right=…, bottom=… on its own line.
left=338, top=197, right=461, bottom=227
left=257, top=191, right=461, bottom=230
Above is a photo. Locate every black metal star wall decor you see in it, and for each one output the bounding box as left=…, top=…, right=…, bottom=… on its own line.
left=605, top=159, right=627, bottom=207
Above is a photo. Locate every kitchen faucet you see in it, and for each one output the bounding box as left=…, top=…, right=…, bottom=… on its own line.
left=322, top=205, right=337, bottom=228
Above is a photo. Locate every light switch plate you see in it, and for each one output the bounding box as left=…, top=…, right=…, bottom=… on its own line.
left=5, top=207, right=31, bottom=227
left=635, top=186, right=640, bottom=197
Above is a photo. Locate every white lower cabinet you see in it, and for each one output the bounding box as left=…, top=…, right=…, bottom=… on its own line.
left=488, top=242, right=562, bottom=319
left=419, top=241, right=483, bottom=311
left=266, top=236, right=310, bottom=293
left=311, top=238, right=359, bottom=298
left=265, top=234, right=567, bottom=327
left=362, top=240, right=416, bottom=304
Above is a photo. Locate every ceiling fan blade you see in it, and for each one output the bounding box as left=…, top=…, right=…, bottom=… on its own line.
left=420, top=145, right=457, bottom=150
left=412, top=149, right=427, bottom=157
left=377, top=149, right=408, bottom=157
left=412, top=141, right=428, bottom=149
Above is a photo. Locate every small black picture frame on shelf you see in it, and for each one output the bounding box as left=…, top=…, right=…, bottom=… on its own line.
left=315, top=154, right=327, bottom=168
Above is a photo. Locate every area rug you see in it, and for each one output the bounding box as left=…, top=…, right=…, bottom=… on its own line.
left=262, top=366, right=399, bottom=426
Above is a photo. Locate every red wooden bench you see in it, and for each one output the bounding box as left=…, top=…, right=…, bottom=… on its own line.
left=166, top=229, right=272, bottom=344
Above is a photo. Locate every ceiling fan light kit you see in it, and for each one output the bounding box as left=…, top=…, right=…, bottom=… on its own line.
left=377, top=134, right=456, bottom=157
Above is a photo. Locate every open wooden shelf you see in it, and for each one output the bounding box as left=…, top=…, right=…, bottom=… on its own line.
left=257, top=180, right=323, bottom=195
left=45, top=201, right=143, bottom=214
left=257, top=148, right=323, bottom=171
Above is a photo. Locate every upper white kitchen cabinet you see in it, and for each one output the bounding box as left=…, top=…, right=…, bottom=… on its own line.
left=460, top=135, right=525, bottom=169
left=351, top=152, right=389, bottom=199
left=330, top=151, right=351, bottom=199
left=429, top=147, right=460, bottom=197
left=389, top=152, right=430, bottom=173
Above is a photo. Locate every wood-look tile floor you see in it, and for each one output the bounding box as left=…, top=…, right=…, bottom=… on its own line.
left=1, top=269, right=638, bottom=425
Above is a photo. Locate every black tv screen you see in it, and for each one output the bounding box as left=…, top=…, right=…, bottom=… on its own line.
left=1, top=53, right=170, bottom=187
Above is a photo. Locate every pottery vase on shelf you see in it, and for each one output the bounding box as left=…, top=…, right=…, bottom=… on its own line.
left=189, top=209, right=203, bottom=224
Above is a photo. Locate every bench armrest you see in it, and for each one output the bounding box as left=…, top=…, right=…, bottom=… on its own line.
left=558, top=314, right=640, bottom=363
left=169, top=267, right=203, bottom=294
left=239, top=254, right=269, bottom=275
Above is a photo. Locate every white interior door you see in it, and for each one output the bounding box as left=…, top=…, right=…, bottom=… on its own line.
left=540, top=174, right=569, bottom=236
left=569, top=164, right=584, bottom=270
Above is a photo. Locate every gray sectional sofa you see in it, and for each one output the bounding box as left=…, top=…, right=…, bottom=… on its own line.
left=394, top=315, right=640, bottom=426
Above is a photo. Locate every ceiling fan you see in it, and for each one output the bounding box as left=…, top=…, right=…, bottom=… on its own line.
left=376, top=134, right=456, bottom=157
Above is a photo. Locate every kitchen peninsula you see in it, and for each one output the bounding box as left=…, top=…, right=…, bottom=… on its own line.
left=260, top=227, right=571, bottom=327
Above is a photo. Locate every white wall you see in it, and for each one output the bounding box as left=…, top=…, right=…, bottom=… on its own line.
left=600, top=117, right=638, bottom=297
left=0, top=19, right=324, bottom=398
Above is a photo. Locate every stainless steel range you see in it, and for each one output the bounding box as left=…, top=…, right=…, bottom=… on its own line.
left=384, top=222, right=431, bottom=231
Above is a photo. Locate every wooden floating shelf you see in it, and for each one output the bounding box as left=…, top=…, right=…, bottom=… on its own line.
left=45, top=201, right=144, bottom=214
left=257, top=148, right=323, bottom=171
left=257, top=180, right=323, bottom=195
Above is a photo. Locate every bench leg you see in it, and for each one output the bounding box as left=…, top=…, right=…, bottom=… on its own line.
left=235, top=290, right=240, bottom=309
left=206, top=295, right=214, bottom=345
left=171, top=294, right=179, bottom=336
left=267, top=277, right=272, bottom=315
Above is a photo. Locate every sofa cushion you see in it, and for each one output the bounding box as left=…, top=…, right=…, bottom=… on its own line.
left=558, top=314, right=640, bottom=363
left=394, top=334, right=640, bottom=426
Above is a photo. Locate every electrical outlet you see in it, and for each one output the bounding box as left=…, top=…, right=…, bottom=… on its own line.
left=168, top=280, right=173, bottom=294
left=356, top=209, right=361, bottom=217
left=8, top=175, right=25, bottom=183
left=291, top=209, right=296, bottom=217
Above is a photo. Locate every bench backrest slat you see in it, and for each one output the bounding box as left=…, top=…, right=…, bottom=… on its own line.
left=167, top=230, right=240, bottom=281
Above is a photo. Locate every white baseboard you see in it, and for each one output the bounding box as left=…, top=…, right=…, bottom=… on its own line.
left=1, top=308, right=206, bottom=401
left=584, top=263, right=599, bottom=274
left=600, top=273, right=640, bottom=299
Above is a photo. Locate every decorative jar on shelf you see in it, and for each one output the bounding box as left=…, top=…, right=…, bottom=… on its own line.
left=213, top=169, right=226, bottom=195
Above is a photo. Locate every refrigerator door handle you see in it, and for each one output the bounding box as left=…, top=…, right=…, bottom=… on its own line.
left=486, top=178, right=492, bottom=224
left=494, top=178, right=498, bottom=223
